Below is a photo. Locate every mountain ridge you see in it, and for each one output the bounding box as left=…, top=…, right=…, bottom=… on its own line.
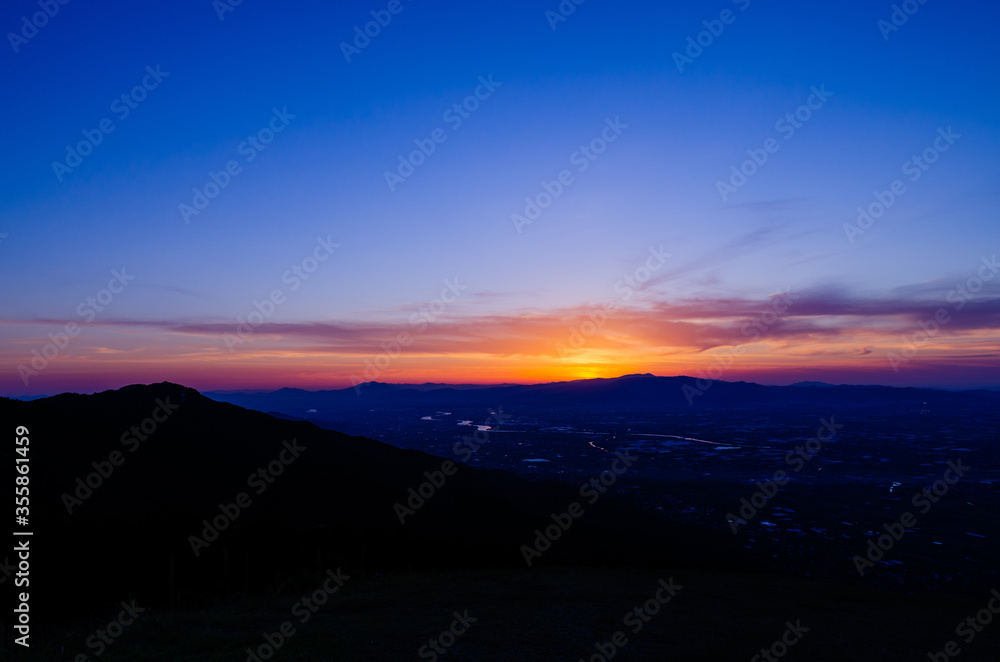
left=204, top=373, right=1000, bottom=414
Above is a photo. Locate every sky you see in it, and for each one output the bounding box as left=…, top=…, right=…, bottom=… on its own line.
left=1, top=0, right=999, bottom=395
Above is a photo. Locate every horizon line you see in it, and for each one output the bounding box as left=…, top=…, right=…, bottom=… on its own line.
left=7, top=373, right=1000, bottom=400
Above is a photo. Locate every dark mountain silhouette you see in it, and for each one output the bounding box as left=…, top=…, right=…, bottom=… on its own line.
left=0, top=383, right=750, bottom=620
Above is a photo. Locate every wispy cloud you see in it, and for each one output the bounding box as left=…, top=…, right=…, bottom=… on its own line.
left=4, top=279, right=996, bottom=361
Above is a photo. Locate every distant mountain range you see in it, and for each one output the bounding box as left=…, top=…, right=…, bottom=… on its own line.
left=206, top=373, right=1000, bottom=415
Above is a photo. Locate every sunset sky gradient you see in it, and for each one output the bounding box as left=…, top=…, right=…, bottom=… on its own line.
left=2, top=0, right=998, bottom=395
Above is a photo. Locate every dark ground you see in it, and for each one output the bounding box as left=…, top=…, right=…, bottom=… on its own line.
left=9, top=566, right=1000, bottom=661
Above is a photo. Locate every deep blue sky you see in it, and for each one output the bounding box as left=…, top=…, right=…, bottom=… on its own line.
left=2, top=0, right=998, bottom=394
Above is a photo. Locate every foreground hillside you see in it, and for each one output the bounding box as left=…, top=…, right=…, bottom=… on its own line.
left=3, top=382, right=998, bottom=660
left=0, top=383, right=744, bottom=614
left=9, top=567, right=1000, bottom=661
